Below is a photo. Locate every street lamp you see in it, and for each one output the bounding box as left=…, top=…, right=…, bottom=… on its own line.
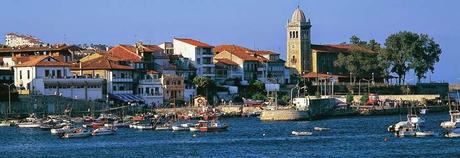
left=3, top=83, right=14, bottom=118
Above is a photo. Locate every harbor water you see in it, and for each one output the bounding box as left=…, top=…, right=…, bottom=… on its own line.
left=1, top=112, right=460, bottom=157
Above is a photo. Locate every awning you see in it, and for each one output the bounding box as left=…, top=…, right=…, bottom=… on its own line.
left=109, top=94, right=144, bottom=103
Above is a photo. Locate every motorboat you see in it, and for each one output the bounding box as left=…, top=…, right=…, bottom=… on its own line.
left=17, top=122, right=41, bottom=128
left=440, top=110, right=460, bottom=129
left=388, top=106, right=428, bottom=137
left=51, top=125, right=72, bottom=135
left=313, top=127, right=330, bottom=131
left=0, top=120, right=11, bottom=127
left=17, top=114, right=41, bottom=128
left=292, top=131, right=313, bottom=136
left=92, top=127, right=116, bottom=136
left=136, top=124, right=154, bottom=130
left=445, top=128, right=460, bottom=138
left=61, top=128, right=92, bottom=139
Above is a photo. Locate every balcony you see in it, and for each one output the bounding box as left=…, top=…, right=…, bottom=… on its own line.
left=112, top=78, right=133, bottom=82
left=139, top=79, right=161, bottom=85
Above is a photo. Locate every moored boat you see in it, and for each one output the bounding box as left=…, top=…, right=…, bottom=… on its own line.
left=92, top=127, right=116, bottom=136
left=61, top=128, right=92, bottom=139
left=313, top=127, right=330, bottom=131
left=291, top=131, right=313, bottom=136
left=51, top=125, right=72, bottom=134
left=194, top=120, right=228, bottom=132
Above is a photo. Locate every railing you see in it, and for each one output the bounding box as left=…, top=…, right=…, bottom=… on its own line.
left=139, top=79, right=161, bottom=85
left=139, top=93, right=163, bottom=97
left=111, top=90, right=133, bottom=94
left=111, top=78, right=133, bottom=82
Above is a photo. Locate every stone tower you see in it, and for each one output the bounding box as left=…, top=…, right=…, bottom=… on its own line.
left=286, top=6, right=312, bottom=75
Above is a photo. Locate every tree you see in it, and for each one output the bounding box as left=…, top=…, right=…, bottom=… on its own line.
left=252, top=93, right=267, bottom=100
left=409, top=34, right=441, bottom=82
left=252, top=80, right=265, bottom=92
left=384, top=31, right=442, bottom=84
left=384, top=31, right=419, bottom=84
left=192, top=76, right=215, bottom=98
left=335, top=36, right=383, bottom=83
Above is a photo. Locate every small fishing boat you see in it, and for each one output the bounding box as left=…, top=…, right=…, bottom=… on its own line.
left=92, top=127, right=116, bottom=136
left=193, top=120, right=228, bottom=132
left=440, top=110, right=460, bottom=129
left=61, top=128, right=92, bottom=139
left=291, top=131, right=313, bottom=136
left=313, top=127, right=330, bottom=131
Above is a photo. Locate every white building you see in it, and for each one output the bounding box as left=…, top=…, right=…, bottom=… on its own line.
left=13, top=55, right=103, bottom=100
left=5, top=33, right=43, bottom=47
left=173, top=38, right=215, bottom=79
left=137, top=71, right=164, bottom=106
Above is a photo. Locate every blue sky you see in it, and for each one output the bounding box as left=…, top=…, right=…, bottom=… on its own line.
left=1, top=0, right=459, bottom=83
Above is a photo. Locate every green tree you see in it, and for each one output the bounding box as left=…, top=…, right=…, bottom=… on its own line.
left=192, top=76, right=215, bottom=99
left=409, top=34, right=442, bottom=82
left=252, top=93, right=267, bottom=100
left=252, top=80, right=265, bottom=92
left=384, top=31, right=419, bottom=84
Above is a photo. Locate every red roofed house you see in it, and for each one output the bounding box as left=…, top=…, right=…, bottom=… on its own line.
left=173, top=38, right=215, bottom=79
left=13, top=55, right=103, bottom=101
left=213, top=45, right=290, bottom=84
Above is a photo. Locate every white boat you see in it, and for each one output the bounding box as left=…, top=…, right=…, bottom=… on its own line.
left=136, top=124, right=153, bottom=130
left=189, top=126, right=200, bottom=132
left=51, top=126, right=72, bottom=134
left=396, top=130, right=416, bottom=137
left=415, top=131, right=434, bottom=137
left=291, top=131, right=313, bottom=136
left=172, top=123, right=193, bottom=131
left=17, top=122, right=41, bottom=128
left=440, top=110, right=460, bottom=129
left=92, top=127, right=116, bottom=136
left=61, top=128, right=92, bottom=139
left=313, top=127, right=330, bottom=131
left=445, top=129, right=460, bottom=138
left=0, top=121, right=11, bottom=127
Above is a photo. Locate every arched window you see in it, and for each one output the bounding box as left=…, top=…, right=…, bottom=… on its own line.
left=295, top=31, right=298, bottom=38
left=289, top=31, right=292, bottom=38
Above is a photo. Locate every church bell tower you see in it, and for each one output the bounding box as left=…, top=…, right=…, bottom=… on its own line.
left=286, top=6, right=312, bottom=75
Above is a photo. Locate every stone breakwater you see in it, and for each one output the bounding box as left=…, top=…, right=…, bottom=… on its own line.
left=260, top=109, right=309, bottom=121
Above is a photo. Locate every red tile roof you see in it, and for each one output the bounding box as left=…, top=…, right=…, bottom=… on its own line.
left=311, top=44, right=375, bottom=54
left=14, top=56, right=71, bottom=67
left=222, top=50, right=260, bottom=62
left=174, top=38, right=213, bottom=48
left=215, top=58, right=239, bottom=66
left=107, top=45, right=142, bottom=62
left=75, top=55, right=133, bottom=70
left=213, top=45, right=252, bottom=54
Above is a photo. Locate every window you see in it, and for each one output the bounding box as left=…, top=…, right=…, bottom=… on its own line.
left=57, top=70, right=61, bottom=78
left=19, top=70, right=22, bottom=79
left=289, top=31, right=292, bottom=38
left=52, top=70, right=56, bottom=78
left=27, top=70, right=30, bottom=79
left=146, top=88, right=150, bottom=94
left=113, top=86, right=117, bottom=91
